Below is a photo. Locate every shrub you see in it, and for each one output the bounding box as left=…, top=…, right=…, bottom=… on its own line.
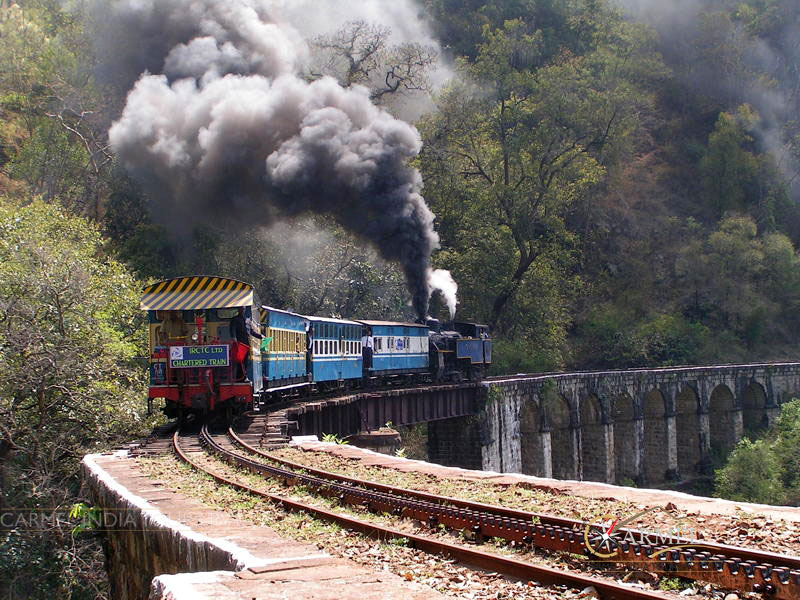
left=714, top=438, right=785, bottom=505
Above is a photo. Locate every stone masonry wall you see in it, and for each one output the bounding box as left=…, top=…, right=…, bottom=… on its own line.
left=442, top=363, right=800, bottom=484
left=426, top=416, right=484, bottom=470
left=81, top=453, right=251, bottom=600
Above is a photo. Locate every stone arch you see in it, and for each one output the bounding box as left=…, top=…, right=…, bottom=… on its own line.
left=742, top=381, right=768, bottom=436
left=519, top=398, right=546, bottom=476
left=708, top=384, right=738, bottom=464
left=613, top=393, right=638, bottom=484
left=543, top=390, right=575, bottom=480
left=675, top=385, right=702, bottom=479
left=579, top=394, right=608, bottom=482
left=642, top=390, right=668, bottom=484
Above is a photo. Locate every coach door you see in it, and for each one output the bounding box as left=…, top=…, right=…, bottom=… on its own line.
left=336, top=323, right=344, bottom=380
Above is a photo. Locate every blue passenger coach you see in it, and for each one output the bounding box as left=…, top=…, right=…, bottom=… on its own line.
left=307, top=316, right=363, bottom=385
left=359, top=320, right=429, bottom=375
left=260, top=306, right=310, bottom=390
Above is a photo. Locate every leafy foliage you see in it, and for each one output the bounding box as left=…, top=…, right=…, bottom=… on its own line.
left=715, top=399, right=800, bottom=505
left=0, top=197, right=151, bottom=598
left=714, top=438, right=785, bottom=505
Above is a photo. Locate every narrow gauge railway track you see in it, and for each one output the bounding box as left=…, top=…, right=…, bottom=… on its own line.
left=226, top=424, right=800, bottom=594
left=186, top=424, right=799, bottom=600
left=173, top=426, right=669, bottom=600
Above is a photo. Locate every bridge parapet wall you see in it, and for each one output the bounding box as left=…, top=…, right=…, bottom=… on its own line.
left=469, top=363, right=800, bottom=486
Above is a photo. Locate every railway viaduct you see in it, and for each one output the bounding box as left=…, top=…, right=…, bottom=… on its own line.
left=291, top=362, right=800, bottom=486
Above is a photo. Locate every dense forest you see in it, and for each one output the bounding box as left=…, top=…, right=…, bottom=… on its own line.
left=2, top=0, right=800, bottom=597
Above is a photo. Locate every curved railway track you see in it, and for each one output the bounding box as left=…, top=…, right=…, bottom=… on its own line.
left=173, top=425, right=666, bottom=600
left=169, top=421, right=800, bottom=600
left=227, top=424, right=800, bottom=580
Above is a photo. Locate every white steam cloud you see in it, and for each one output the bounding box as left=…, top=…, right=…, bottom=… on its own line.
left=428, top=268, right=458, bottom=319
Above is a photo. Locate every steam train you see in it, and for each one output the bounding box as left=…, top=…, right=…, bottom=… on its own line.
left=141, top=276, right=492, bottom=417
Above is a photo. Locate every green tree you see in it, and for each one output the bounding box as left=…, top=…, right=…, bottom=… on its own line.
left=772, top=399, right=800, bottom=503
left=715, top=399, right=800, bottom=505
left=714, top=437, right=785, bottom=504
left=699, top=107, right=761, bottom=217
left=0, top=2, right=114, bottom=216
left=0, top=196, right=150, bottom=598
left=421, top=17, right=656, bottom=332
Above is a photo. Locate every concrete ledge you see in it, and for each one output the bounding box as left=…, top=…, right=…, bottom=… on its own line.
left=80, top=451, right=444, bottom=600
left=298, top=441, right=800, bottom=522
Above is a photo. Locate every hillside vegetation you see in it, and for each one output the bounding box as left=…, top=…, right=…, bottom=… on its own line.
left=2, top=0, right=800, bottom=596
left=4, top=1, right=800, bottom=371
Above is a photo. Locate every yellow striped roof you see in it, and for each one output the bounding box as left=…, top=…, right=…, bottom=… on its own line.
left=140, top=276, right=254, bottom=311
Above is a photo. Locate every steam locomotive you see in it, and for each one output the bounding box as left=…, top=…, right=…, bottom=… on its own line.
left=141, top=276, right=492, bottom=417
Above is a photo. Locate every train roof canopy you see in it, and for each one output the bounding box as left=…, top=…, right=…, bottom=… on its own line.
left=260, top=305, right=308, bottom=320
left=357, top=320, right=428, bottom=328
left=303, top=315, right=362, bottom=326
left=140, top=276, right=254, bottom=311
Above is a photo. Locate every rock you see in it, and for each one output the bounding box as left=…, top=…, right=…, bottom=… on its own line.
left=665, top=502, right=678, bottom=511
left=723, top=594, right=739, bottom=600
left=678, top=588, right=697, bottom=596
left=579, top=586, right=600, bottom=598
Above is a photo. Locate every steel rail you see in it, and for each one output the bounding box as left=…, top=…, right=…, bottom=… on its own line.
left=229, top=425, right=800, bottom=571
left=218, top=425, right=800, bottom=599
left=173, top=429, right=671, bottom=600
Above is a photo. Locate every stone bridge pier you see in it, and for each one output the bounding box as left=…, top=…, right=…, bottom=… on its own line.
left=426, top=363, right=800, bottom=486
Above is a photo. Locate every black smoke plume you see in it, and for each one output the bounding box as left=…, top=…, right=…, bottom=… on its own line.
left=102, top=0, right=455, bottom=319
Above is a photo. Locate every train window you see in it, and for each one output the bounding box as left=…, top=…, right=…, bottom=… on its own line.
left=405, top=337, right=410, bottom=351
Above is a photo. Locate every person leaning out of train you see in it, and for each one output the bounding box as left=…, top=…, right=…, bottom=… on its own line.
left=160, top=311, right=187, bottom=345
left=230, top=307, right=262, bottom=382
left=362, top=327, right=374, bottom=370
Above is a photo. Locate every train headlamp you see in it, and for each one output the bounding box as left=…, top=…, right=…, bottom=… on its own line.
left=192, top=332, right=199, bottom=342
